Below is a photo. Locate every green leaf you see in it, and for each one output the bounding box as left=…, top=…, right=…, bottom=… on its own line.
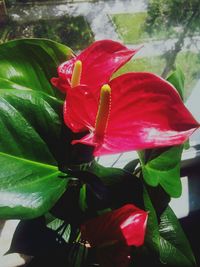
left=47, top=218, right=71, bottom=243
left=145, top=185, right=170, bottom=219
left=159, top=206, right=196, bottom=266
left=123, top=158, right=140, bottom=173
left=138, top=146, right=183, bottom=197
left=0, top=39, right=73, bottom=218
left=144, top=189, right=196, bottom=266
left=0, top=38, right=72, bottom=99
left=0, top=38, right=74, bottom=164
left=0, top=152, right=67, bottom=219
left=0, top=88, right=63, bottom=165
left=68, top=242, right=88, bottom=267
left=167, top=66, right=185, bottom=101
left=90, top=161, right=138, bottom=185
left=143, top=186, right=160, bottom=253
left=167, top=67, right=190, bottom=150
left=88, top=161, right=144, bottom=209
left=79, top=184, right=88, bottom=212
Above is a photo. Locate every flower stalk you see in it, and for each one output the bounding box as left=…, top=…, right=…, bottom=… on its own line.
left=95, top=84, right=111, bottom=141
left=71, top=60, right=82, bottom=88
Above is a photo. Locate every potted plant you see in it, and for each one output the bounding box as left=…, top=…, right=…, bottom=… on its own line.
left=0, top=38, right=198, bottom=267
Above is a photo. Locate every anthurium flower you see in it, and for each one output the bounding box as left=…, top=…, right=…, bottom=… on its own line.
left=51, top=39, right=138, bottom=92
left=51, top=40, right=199, bottom=156
left=81, top=204, right=148, bottom=247
left=81, top=204, right=148, bottom=267
left=64, top=73, right=199, bottom=156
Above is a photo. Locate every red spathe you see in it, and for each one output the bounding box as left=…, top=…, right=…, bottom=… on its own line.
left=67, top=73, right=199, bottom=155
left=81, top=204, right=148, bottom=247
left=51, top=40, right=199, bottom=156
left=51, top=39, right=138, bottom=92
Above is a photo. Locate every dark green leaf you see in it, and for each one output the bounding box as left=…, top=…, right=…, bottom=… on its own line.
left=123, top=158, right=140, bottom=173
left=68, top=242, right=89, bottom=267
left=143, top=186, right=160, bottom=252
left=159, top=206, right=196, bottom=266
left=47, top=218, right=71, bottom=243
left=90, top=161, right=138, bottom=185
left=50, top=178, right=85, bottom=225
left=145, top=185, right=170, bottom=219
left=79, top=184, right=88, bottom=212
left=0, top=152, right=67, bottom=219
left=138, top=146, right=183, bottom=197
left=88, top=161, right=144, bottom=209
left=8, top=217, right=67, bottom=255
left=144, top=189, right=196, bottom=266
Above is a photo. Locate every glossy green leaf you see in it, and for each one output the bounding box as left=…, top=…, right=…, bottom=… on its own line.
left=0, top=89, right=65, bottom=219
left=138, top=146, right=183, bottom=197
left=0, top=39, right=73, bottom=218
left=0, top=38, right=72, bottom=99
left=0, top=152, right=67, bottom=219
left=167, top=66, right=185, bottom=101
left=144, top=189, right=196, bottom=266
left=0, top=88, right=63, bottom=165
left=143, top=186, right=160, bottom=252
left=0, top=38, right=74, bottom=165
left=159, top=206, right=196, bottom=266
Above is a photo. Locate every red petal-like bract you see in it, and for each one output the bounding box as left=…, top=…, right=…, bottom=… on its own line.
left=70, top=73, right=199, bottom=155
left=51, top=40, right=138, bottom=92
left=81, top=204, right=147, bottom=266
left=81, top=204, right=148, bottom=247
left=63, top=85, right=99, bottom=132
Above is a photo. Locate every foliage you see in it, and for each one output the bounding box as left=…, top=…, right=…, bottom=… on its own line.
left=32, top=16, right=94, bottom=51
left=110, top=11, right=185, bottom=44
left=0, top=38, right=198, bottom=267
left=144, top=0, right=200, bottom=78
left=5, top=0, right=87, bottom=7
left=0, top=38, right=71, bottom=218
left=145, top=0, right=200, bottom=35
left=0, top=16, right=94, bottom=50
